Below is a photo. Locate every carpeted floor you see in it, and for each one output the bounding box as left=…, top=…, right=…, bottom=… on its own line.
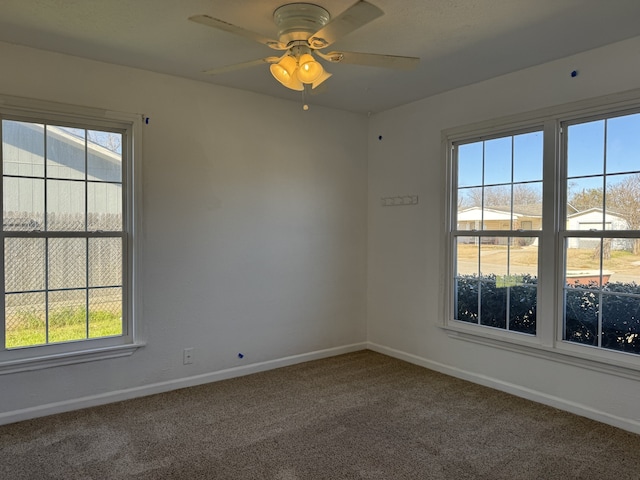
left=1, top=350, right=639, bottom=479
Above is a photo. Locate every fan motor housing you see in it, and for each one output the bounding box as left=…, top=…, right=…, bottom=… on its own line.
left=273, top=3, right=330, bottom=44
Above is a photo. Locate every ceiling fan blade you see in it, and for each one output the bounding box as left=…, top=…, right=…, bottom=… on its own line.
left=308, top=1, right=383, bottom=49
left=318, top=51, right=419, bottom=71
left=189, top=14, right=287, bottom=50
left=202, top=56, right=280, bottom=75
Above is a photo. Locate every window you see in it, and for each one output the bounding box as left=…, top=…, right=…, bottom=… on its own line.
left=0, top=97, right=141, bottom=372
left=446, top=93, right=640, bottom=369
left=563, top=113, right=640, bottom=355
left=453, top=130, right=543, bottom=335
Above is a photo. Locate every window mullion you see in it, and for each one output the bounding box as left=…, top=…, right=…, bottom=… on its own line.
left=43, top=125, right=50, bottom=345
left=84, top=131, right=89, bottom=340
left=537, top=119, right=559, bottom=347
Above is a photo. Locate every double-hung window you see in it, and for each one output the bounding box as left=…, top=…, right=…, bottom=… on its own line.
left=446, top=93, right=640, bottom=369
left=0, top=97, right=141, bottom=372
left=453, top=129, right=543, bottom=335
left=562, top=112, right=640, bottom=355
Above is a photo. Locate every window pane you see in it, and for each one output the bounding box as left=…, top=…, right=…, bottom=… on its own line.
left=455, top=236, right=479, bottom=324
left=5, top=238, right=45, bottom=292
left=606, top=113, right=640, bottom=175
left=88, top=182, right=122, bottom=231
left=566, top=238, right=602, bottom=287
left=457, top=142, right=482, bottom=188
left=88, top=130, right=122, bottom=182
left=513, top=182, right=542, bottom=229
left=605, top=173, right=639, bottom=231
left=480, top=280, right=507, bottom=328
left=480, top=239, right=508, bottom=278
left=479, top=239, right=508, bottom=328
left=89, top=287, right=122, bottom=338
left=457, top=186, right=480, bottom=213
left=456, top=276, right=478, bottom=324
left=603, top=238, right=640, bottom=286
left=567, top=120, right=604, bottom=178
left=5, top=292, right=46, bottom=349
left=513, top=131, right=543, bottom=183
left=49, top=289, right=87, bottom=343
left=509, top=285, right=536, bottom=334
left=89, top=238, right=122, bottom=287
left=46, top=126, right=85, bottom=180
left=47, top=179, right=85, bottom=231
left=509, top=237, right=538, bottom=279
left=566, top=176, right=604, bottom=228
left=564, top=289, right=599, bottom=346
left=456, top=236, right=479, bottom=276
left=601, top=293, right=640, bottom=354
left=2, top=120, right=45, bottom=177
left=484, top=136, right=512, bottom=185
left=48, top=238, right=86, bottom=290
left=3, top=177, right=45, bottom=231
left=483, top=186, right=511, bottom=230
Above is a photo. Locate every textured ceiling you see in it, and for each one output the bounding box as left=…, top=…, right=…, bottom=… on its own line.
left=1, top=0, right=640, bottom=113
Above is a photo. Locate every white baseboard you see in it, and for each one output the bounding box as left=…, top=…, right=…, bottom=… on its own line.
left=367, top=342, right=640, bottom=436
left=0, top=342, right=367, bottom=426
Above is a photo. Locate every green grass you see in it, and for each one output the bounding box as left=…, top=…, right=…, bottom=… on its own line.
left=6, top=306, right=122, bottom=349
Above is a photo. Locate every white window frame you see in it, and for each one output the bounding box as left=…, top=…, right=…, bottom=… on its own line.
left=0, top=95, right=144, bottom=374
left=451, top=126, right=544, bottom=335
left=442, top=88, right=640, bottom=379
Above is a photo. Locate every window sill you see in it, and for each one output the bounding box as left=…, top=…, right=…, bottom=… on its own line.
left=0, top=342, right=145, bottom=375
left=442, top=324, right=640, bottom=381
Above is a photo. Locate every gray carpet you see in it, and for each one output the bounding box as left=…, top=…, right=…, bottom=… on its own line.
left=1, top=350, right=639, bottom=479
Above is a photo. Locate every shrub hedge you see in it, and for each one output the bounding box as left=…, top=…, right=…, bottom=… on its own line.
left=455, top=274, right=640, bottom=354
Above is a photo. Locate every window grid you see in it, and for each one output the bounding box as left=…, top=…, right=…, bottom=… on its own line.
left=561, top=111, right=640, bottom=355
left=452, top=129, right=543, bottom=335
left=447, top=103, right=640, bottom=362
left=2, top=118, right=126, bottom=351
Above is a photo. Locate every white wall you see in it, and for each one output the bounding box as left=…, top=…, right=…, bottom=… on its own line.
left=0, top=42, right=368, bottom=420
left=367, top=36, right=640, bottom=434
left=4, top=34, right=640, bottom=433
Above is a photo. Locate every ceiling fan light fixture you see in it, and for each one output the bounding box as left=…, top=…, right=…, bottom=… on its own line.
left=311, top=69, right=332, bottom=89
left=297, top=53, right=323, bottom=83
left=270, top=55, right=298, bottom=85
left=286, top=70, right=305, bottom=91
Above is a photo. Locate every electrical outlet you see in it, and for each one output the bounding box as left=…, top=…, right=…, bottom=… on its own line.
left=183, top=347, right=194, bottom=365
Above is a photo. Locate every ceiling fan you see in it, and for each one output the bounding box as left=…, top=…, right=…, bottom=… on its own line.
left=188, top=1, right=419, bottom=92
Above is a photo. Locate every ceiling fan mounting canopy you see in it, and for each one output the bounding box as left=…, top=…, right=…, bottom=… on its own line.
left=273, top=3, right=331, bottom=45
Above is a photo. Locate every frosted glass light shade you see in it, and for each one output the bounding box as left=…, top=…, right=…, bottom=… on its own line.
left=270, top=55, right=298, bottom=85
left=312, top=70, right=332, bottom=89
left=297, top=53, right=323, bottom=83
left=285, top=70, right=304, bottom=91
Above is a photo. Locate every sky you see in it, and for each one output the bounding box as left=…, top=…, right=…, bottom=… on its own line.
left=457, top=130, right=543, bottom=188
left=457, top=112, right=640, bottom=190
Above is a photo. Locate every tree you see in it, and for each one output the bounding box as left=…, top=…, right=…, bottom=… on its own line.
left=567, top=186, right=603, bottom=212
left=87, top=130, right=122, bottom=154
left=569, top=174, right=640, bottom=254
left=513, top=184, right=542, bottom=206
left=607, top=173, right=640, bottom=254
left=459, top=184, right=541, bottom=209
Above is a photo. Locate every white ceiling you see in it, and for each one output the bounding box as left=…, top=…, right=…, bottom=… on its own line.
left=1, top=0, right=640, bottom=114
